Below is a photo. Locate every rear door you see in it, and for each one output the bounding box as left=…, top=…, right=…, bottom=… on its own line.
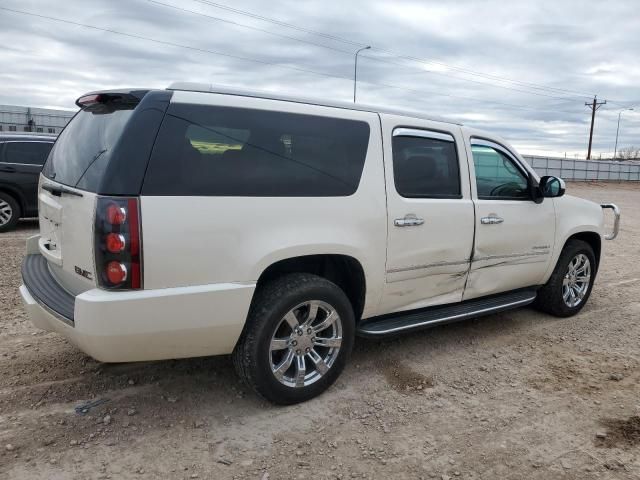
left=380, top=114, right=475, bottom=314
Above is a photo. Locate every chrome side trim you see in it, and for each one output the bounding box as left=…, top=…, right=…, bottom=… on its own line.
left=393, top=128, right=455, bottom=142
left=473, top=251, right=549, bottom=262
left=387, top=258, right=470, bottom=274
left=360, top=295, right=536, bottom=335
left=0, top=140, right=54, bottom=144
left=601, top=203, right=620, bottom=240
left=0, top=161, right=44, bottom=167
left=387, top=250, right=549, bottom=274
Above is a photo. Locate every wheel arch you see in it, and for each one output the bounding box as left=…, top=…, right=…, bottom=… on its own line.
left=565, top=230, right=601, bottom=270
left=254, top=254, right=367, bottom=321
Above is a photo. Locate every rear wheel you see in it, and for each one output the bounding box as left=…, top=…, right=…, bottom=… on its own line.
left=534, top=239, right=596, bottom=317
left=0, top=193, right=20, bottom=233
left=233, top=273, right=355, bottom=404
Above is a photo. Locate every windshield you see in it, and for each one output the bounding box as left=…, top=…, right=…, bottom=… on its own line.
left=42, top=107, right=134, bottom=191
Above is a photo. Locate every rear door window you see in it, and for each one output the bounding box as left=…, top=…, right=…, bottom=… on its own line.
left=142, top=104, right=371, bottom=196
left=42, top=108, right=134, bottom=191
left=392, top=130, right=461, bottom=198
left=2, top=142, right=53, bottom=165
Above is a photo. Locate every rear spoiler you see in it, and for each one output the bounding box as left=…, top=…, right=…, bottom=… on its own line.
left=75, top=90, right=149, bottom=109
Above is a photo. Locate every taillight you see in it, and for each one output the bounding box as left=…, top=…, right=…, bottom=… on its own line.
left=95, top=197, right=142, bottom=290
left=106, top=204, right=126, bottom=225
left=105, top=233, right=126, bottom=253
left=106, top=261, right=128, bottom=284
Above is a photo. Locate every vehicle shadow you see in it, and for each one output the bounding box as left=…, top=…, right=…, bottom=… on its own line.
left=33, top=305, right=558, bottom=414
left=2, top=302, right=579, bottom=458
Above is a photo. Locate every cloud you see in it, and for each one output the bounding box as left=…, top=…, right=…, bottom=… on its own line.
left=0, top=0, right=638, bottom=157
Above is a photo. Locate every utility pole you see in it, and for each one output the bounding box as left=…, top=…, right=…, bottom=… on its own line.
left=585, top=96, right=606, bottom=160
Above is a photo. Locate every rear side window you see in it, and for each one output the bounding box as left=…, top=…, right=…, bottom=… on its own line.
left=43, top=108, right=134, bottom=191
left=142, top=104, right=371, bottom=196
left=392, top=130, right=461, bottom=198
left=2, top=142, right=52, bottom=165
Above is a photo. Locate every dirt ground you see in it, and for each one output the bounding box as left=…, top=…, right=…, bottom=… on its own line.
left=1, top=182, right=639, bottom=480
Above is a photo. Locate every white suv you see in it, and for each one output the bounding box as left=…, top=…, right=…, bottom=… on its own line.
left=20, top=83, right=620, bottom=404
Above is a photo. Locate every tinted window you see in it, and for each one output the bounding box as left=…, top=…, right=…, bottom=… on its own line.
left=142, top=104, right=370, bottom=196
left=392, top=132, right=461, bottom=198
left=471, top=145, right=529, bottom=199
left=2, top=142, right=53, bottom=165
left=42, top=107, right=134, bottom=190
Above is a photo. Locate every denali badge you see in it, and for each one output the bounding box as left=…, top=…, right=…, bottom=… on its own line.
left=74, top=266, right=93, bottom=280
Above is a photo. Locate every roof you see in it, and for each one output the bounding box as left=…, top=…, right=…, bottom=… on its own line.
left=167, top=82, right=462, bottom=126
left=0, top=133, right=56, bottom=141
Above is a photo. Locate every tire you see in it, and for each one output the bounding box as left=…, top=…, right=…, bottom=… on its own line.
left=233, top=273, right=355, bottom=405
left=534, top=239, right=596, bottom=317
left=0, top=192, right=20, bottom=233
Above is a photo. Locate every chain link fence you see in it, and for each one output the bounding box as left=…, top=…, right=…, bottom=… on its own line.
left=523, top=155, right=640, bottom=182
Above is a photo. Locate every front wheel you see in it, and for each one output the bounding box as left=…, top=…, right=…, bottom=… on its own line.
left=233, top=273, right=355, bottom=405
left=534, top=239, right=596, bottom=317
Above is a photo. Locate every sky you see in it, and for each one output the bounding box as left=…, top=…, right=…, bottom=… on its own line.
left=0, top=0, right=638, bottom=158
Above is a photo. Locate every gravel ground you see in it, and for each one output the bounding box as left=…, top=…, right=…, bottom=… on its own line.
left=1, top=182, right=639, bottom=480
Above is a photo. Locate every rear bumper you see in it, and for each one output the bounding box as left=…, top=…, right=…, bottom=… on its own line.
left=20, top=254, right=255, bottom=362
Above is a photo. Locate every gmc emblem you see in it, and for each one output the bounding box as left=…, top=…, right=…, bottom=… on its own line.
left=74, top=266, right=93, bottom=280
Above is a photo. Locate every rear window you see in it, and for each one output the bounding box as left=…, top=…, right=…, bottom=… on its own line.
left=142, top=104, right=371, bottom=196
left=42, top=107, right=134, bottom=191
left=2, top=142, right=52, bottom=166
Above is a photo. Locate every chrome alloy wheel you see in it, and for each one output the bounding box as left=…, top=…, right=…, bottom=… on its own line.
left=269, top=300, right=343, bottom=388
left=0, top=199, right=12, bottom=226
left=562, top=253, right=591, bottom=308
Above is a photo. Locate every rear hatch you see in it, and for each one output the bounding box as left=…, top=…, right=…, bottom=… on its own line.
left=38, top=90, right=170, bottom=295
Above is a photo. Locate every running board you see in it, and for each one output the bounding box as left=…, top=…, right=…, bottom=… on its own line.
left=357, top=289, right=537, bottom=338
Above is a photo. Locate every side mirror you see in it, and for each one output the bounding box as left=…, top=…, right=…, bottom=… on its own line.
left=538, top=175, right=566, bottom=198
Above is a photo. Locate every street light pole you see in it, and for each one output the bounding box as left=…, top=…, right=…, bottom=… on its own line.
left=353, top=45, right=371, bottom=103
left=613, top=107, right=634, bottom=160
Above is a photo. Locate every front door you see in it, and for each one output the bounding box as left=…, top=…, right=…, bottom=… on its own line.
left=463, top=137, right=555, bottom=300
left=379, top=115, right=475, bottom=315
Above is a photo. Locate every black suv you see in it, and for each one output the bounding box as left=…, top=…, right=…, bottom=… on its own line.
left=0, top=134, right=55, bottom=232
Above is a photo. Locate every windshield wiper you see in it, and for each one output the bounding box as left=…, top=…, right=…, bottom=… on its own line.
left=74, top=149, right=108, bottom=187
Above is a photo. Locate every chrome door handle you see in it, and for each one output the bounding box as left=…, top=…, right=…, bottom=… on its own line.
left=481, top=215, right=504, bottom=225
left=394, top=214, right=424, bottom=227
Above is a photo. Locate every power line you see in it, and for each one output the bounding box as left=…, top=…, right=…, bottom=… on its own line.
left=146, top=0, right=355, bottom=57
left=0, top=6, right=586, bottom=116
left=188, top=0, right=597, bottom=99
left=149, top=0, right=585, bottom=103
left=0, top=6, right=348, bottom=80
left=148, top=0, right=593, bottom=103
left=188, top=0, right=363, bottom=47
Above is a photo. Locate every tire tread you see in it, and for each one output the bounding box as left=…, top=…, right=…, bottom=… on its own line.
left=232, top=273, right=354, bottom=404
left=534, top=239, right=596, bottom=317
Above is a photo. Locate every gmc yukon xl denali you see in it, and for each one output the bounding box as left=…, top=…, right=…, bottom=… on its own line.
left=20, top=83, right=621, bottom=404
